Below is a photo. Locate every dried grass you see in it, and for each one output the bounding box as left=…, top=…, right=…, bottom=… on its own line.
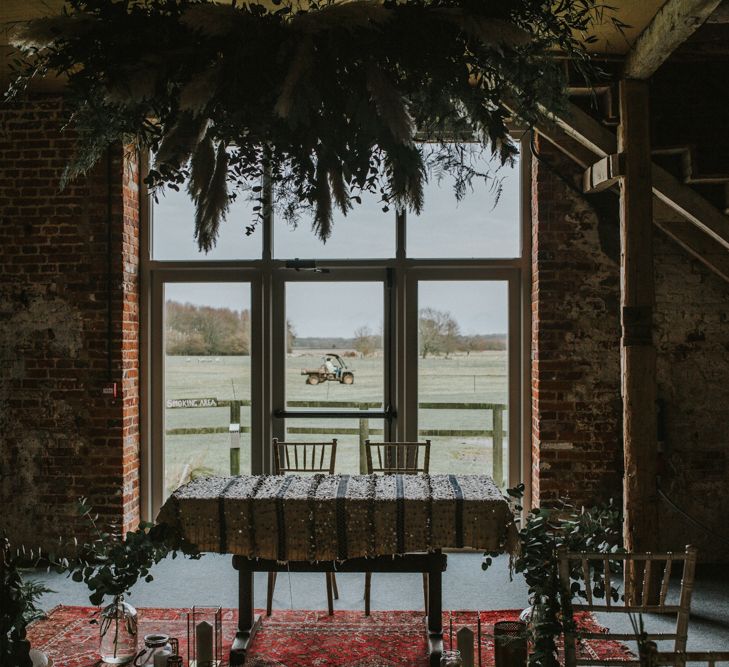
left=365, top=65, right=413, bottom=145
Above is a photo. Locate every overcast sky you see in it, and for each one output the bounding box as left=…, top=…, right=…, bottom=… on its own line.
left=162, top=153, right=519, bottom=337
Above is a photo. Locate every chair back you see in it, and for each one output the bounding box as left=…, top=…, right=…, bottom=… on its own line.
left=364, top=440, right=430, bottom=475
left=558, top=545, right=698, bottom=667
left=650, top=651, right=729, bottom=667
left=272, top=438, right=337, bottom=475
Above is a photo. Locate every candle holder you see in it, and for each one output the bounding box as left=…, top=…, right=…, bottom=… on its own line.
left=186, top=606, right=222, bottom=667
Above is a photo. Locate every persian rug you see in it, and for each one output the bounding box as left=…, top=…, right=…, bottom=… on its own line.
left=27, top=606, right=634, bottom=667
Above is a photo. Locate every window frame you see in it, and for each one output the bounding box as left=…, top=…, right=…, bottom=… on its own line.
left=139, top=134, right=533, bottom=520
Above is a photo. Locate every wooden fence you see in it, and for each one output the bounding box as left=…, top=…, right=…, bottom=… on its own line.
left=165, top=398, right=507, bottom=484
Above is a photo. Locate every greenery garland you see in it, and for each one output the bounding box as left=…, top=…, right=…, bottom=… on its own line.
left=6, top=0, right=617, bottom=251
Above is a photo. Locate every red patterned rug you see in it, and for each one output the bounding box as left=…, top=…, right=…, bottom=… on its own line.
left=27, top=606, right=634, bottom=666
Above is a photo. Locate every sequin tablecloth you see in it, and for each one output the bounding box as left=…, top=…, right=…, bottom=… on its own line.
left=157, top=474, right=518, bottom=561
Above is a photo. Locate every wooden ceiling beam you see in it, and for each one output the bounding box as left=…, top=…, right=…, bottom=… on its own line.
left=583, top=153, right=625, bottom=193
left=655, top=217, right=729, bottom=281
left=651, top=164, right=729, bottom=249
left=623, top=0, right=723, bottom=79
left=540, top=100, right=729, bottom=250
left=525, top=99, right=729, bottom=283
left=706, top=0, right=729, bottom=22
left=530, top=123, right=597, bottom=169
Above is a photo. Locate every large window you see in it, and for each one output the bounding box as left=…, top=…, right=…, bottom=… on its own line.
left=142, top=143, right=529, bottom=516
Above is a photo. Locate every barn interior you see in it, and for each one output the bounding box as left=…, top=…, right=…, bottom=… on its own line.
left=2, top=1, right=729, bottom=665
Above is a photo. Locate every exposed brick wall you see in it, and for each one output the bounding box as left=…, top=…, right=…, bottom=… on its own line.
left=0, top=95, right=140, bottom=551
left=531, top=136, right=624, bottom=508
left=654, top=234, right=729, bottom=562
left=532, top=134, right=729, bottom=561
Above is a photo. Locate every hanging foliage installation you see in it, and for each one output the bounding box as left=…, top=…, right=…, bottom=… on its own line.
left=6, top=0, right=612, bottom=250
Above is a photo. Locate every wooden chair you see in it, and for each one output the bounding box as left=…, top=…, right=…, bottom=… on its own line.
left=363, top=439, right=431, bottom=616
left=267, top=438, right=338, bottom=616
left=365, top=439, right=430, bottom=475
left=272, top=437, right=338, bottom=475
left=649, top=651, right=729, bottom=666
left=558, top=545, right=698, bottom=667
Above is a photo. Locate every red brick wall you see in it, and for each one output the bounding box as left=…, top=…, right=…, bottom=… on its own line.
left=531, top=136, right=624, bottom=508
left=0, top=96, right=140, bottom=550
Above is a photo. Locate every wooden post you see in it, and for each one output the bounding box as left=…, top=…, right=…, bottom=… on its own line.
left=230, top=400, right=241, bottom=475
left=492, top=406, right=504, bottom=487
left=457, top=627, right=475, bottom=667
left=359, top=403, right=370, bottom=474
left=618, top=79, right=659, bottom=597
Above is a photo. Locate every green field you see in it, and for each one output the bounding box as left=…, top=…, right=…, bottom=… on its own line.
left=164, top=350, right=508, bottom=493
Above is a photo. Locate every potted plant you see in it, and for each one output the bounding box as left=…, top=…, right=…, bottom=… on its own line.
left=1, top=536, right=53, bottom=667
left=67, top=499, right=199, bottom=665
left=484, top=485, right=623, bottom=667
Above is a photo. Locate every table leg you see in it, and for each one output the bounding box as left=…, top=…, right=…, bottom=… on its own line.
left=426, top=559, right=444, bottom=667
left=230, top=557, right=261, bottom=666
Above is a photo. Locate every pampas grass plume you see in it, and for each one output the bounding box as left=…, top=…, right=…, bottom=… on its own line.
left=274, top=38, right=315, bottom=120
left=10, top=15, right=97, bottom=50
left=195, top=142, right=230, bottom=252
left=365, top=65, right=413, bottom=145
left=291, top=1, right=391, bottom=34
left=155, top=114, right=209, bottom=170
left=179, top=69, right=219, bottom=115
left=180, top=5, right=241, bottom=37
left=188, top=134, right=217, bottom=203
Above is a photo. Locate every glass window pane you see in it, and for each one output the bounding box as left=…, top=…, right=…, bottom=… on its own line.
left=164, top=283, right=251, bottom=497
left=153, top=186, right=262, bottom=260
left=274, top=193, right=396, bottom=259
left=407, top=150, right=520, bottom=258
left=286, top=282, right=384, bottom=409
left=418, top=281, right=508, bottom=483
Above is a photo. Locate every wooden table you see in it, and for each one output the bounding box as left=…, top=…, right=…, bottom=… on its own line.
left=229, top=551, right=448, bottom=666
left=157, top=474, right=517, bottom=665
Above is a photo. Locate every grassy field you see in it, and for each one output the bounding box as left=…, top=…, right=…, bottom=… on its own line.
left=164, top=350, right=508, bottom=493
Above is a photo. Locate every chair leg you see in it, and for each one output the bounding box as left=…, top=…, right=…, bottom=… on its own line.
left=364, top=572, right=372, bottom=616
left=266, top=571, right=277, bottom=617
left=326, top=572, right=334, bottom=616
left=331, top=572, right=339, bottom=600
left=422, top=572, right=429, bottom=614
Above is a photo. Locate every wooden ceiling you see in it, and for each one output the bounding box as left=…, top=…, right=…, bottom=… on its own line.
left=1, top=0, right=726, bottom=89
left=1, top=0, right=666, bottom=53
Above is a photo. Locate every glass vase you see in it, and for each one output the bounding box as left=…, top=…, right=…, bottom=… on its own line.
left=99, top=596, right=138, bottom=664
left=440, top=649, right=463, bottom=666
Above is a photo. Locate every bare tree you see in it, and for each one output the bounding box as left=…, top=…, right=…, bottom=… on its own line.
left=418, top=307, right=460, bottom=358
left=353, top=324, right=378, bottom=357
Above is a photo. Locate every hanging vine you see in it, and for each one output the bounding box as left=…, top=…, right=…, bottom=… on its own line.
left=5, top=0, right=619, bottom=250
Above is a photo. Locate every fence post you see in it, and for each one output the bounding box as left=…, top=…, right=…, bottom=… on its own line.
left=229, top=400, right=241, bottom=475
left=359, top=403, right=370, bottom=474
left=492, top=405, right=504, bottom=487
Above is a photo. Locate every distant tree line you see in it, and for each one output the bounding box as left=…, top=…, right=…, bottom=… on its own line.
left=166, top=301, right=503, bottom=357
left=166, top=301, right=298, bottom=355
left=349, top=309, right=505, bottom=358
left=166, top=301, right=251, bottom=355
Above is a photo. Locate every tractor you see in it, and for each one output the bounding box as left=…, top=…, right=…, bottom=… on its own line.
left=301, top=353, right=354, bottom=385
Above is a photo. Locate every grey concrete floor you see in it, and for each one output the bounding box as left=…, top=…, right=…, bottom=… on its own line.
left=28, top=555, right=729, bottom=658
left=30, top=553, right=528, bottom=613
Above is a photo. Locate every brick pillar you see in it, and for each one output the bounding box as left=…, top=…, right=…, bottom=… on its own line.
left=530, top=135, right=623, bottom=507
left=0, top=95, right=140, bottom=550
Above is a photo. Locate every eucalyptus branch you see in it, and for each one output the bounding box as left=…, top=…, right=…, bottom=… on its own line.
left=66, top=499, right=201, bottom=607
